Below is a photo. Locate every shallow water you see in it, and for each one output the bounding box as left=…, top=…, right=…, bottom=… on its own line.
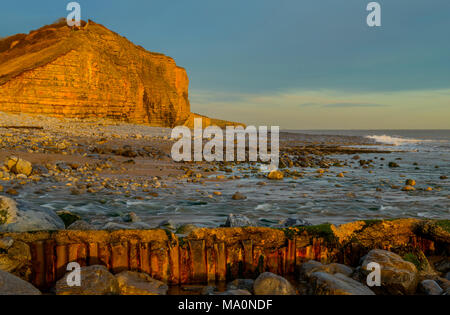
left=10, top=130, right=450, bottom=228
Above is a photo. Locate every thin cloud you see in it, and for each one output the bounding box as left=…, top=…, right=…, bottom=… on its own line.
left=322, top=102, right=388, bottom=108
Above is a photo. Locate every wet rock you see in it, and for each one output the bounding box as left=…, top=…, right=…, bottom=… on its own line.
left=115, top=271, right=168, bottom=295
left=67, top=220, right=95, bottom=230
left=130, top=222, right=152, bottom=230
left=102, top=222, right=133, bottom=231
left=0, top=196, right=64, bottom=232
left=56, top=162, right=72, bottom=173
left=6, top=188, right=18, bottom=196
left=320, top=263, right=354, bottom=277
left=299, top=260, right=324, bottom=279
left=227, top=279, right=254, bottom=293
left=56, top=265, right=119, bottom=295
left=232, top=192, right=247, bottom=200
left=5, top=157, right=33, bottom=176
left=253, top=272, right=296, bottom=295
left=0, top=239, right=32, bottom=280
left=224, top=214, right=256, bottom=227
left=309, top=272, right=375, bottom=295
left=201, top=285, right=217, bottom=295
left=360, top=249, right=418, bottom=295
left=0, top=270, right=41, bottom=295
left=388, top=162, right=399, bottom=168
left=0, top=237, right=14, bottom=250
left=405, top=179, right=416, bottom=186
left=299, top=261, right=353, bottom=279
left=56, top=210, right=82, bottom=228
left=419, top=280, right=443, bottom=295
left=281, top=217, right=312, bottom=227
left=402, top=185, right=415, bottom=191
left=122, top=212, right=140, bottom=223
left=267, top=170, right=284, bottom=180
left=440, top=175, right=448, bottom=180
left=215, top=289, right=252, bottom=295
left=31, top=165, right=48, bottom=175
left=176, top=224, right=199, bottom=235
left=158, top=219, right=176, bottom=231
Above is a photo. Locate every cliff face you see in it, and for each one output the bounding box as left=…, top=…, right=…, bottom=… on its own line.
left=0, top=20, right=195, bottom=127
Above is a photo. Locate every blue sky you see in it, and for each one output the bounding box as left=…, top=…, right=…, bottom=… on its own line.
left=1, top=1, right=449, bottom=129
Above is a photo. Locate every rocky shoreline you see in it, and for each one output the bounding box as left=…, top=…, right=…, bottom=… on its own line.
left=0, top=218, right=449, bottom=295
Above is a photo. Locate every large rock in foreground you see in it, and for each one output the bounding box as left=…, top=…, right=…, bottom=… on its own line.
left=309, top=272, right=375, bottom=295
left=360, top=249, right=418, bottom=295
left=0, top=270, right=41, bottom=295
left=116, top=271, right=168, bottom=295
left=0, top=196, right=64, bottom=232
left=56, top=265, right=119, bottom=295
left=253, top=272, right=296, bottom=295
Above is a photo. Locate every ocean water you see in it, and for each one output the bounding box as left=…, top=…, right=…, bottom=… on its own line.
left=16, top=130, right=450, bottom=228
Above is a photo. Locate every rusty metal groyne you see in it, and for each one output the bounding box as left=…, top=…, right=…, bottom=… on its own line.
left=1, top=219, right=445, bottom=291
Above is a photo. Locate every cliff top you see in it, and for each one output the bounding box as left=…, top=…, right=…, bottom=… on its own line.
left=0, top=19, right=181, bottom=86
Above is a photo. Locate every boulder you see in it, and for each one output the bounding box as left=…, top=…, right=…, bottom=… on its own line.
left=281, top=217, right=312, bottom=227
left=56, top=265, right=119, bottom=295
left=115, top=271, right=168, bottom=295
left=227, top=279, right=254, bottom=293
left=158, top=219, right=176, bottom=231
left=231, top=192, right=247, bottom=200
left=176, top=224, right=199, bottom=235
left=130, top=222, right=152, bottom=230
left=56, top=210, right=81, bottom=228
left=122, top=212, right=140, bottom=223
left=319, top=263, right=354, bottom=277
left=253, top=272, right=296, bottom=295
left=299, top=260, right=353, bottom=279
left=419, top=280, right=443, bottom=295
left=0, top=237, right=14, bottom=250
left=360, top=249, right=418, bottom=295
left=299, top=260, right=324, bottom=279
left=102, top=222, right=133, bottom=231
left=224, top=214, right=256, bottom=227
left=0, top=239, right=32, bottom=279
left=67, top=220, right=95, bottom=230
left=5, top=157, right=32, bottom=176
left=267, top=170, right=283, bottom=180
left=309, top=272, right=375, bottom=295
left=0, top=196, right=64, bottom=232
left=0, top=270, right=41, bottom=295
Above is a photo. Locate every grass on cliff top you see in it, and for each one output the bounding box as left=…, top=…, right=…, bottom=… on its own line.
left=283, top=223, right=336, bottom=242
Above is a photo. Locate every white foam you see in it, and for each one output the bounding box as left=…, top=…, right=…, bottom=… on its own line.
left=366, top=135, right=430, bottom=146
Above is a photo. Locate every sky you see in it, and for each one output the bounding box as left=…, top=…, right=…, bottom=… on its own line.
left=1, top=0, right=449, bottom=129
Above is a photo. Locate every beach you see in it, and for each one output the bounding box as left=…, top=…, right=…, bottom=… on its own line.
left=0, top=112, right=448, bottom=230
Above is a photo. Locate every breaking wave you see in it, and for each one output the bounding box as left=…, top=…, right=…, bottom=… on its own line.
left=365, top=135, right=430, bottom=146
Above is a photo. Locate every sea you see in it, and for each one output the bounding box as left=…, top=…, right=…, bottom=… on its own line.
left=18, top=130, right=450, bottom=228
